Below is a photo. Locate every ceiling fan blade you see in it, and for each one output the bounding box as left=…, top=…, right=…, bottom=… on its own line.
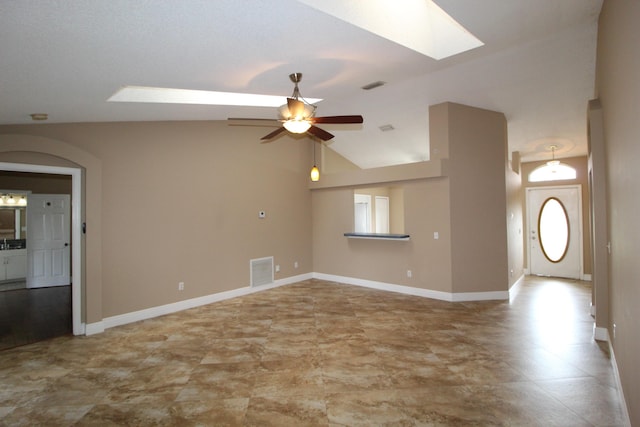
left=260, top=127, right=287, bottom=142
left=310, top=115, right=363, bottom=124
left=228, top=118, right=280, bottom=127
left=287, top=98, right=305, bottom=118
left=307, top=125, right=334, bottom=141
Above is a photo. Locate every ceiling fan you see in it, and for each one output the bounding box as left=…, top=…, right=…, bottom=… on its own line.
left=231, top=73, right=364, bottom=142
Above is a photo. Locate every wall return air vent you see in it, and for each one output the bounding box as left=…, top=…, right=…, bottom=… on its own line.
left=250, top=256, right=274, bottom=287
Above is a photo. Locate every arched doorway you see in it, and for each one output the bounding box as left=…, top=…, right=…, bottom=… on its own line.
left=0, top=162, right=83, bottom=335
left=0, top=133, right=104, bottom=337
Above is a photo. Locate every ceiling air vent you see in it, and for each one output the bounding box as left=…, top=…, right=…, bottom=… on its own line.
left=361, top=81, right=386, bottom=91
left=379, top=124, right=395, bottom=132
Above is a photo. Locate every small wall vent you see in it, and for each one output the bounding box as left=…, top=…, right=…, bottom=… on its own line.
left=250, top=256, right=274, bottom=287
left=361, top=80, right=386, bottom=90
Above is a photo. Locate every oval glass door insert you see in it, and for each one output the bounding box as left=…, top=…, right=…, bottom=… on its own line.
left=538, top=197, right=570, bottom=263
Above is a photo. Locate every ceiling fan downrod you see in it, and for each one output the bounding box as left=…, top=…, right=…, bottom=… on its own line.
left=289, top=73, right=303, bottom=100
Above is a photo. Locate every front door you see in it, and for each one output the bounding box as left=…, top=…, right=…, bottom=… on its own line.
left=526, top=186, right=582, bottom=279
left=26, top=194, right=71, bottom=288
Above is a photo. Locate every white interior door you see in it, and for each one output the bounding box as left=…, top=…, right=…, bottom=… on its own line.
left=26, top=194, right=71, bottom=288
left=354, top=194, right=372, bottom=233
left=526, top=186, right=582, bottom=279
left=375, top=196, right=390, bottom=233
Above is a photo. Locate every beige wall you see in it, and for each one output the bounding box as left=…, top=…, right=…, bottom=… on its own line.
left=443, top=103, right=509, bottom=293
left=321, top=143, right=360, bottom=174
left=520, top=156, right=592, bottom=275
left=596, top=1, right=640, bottom=423
left=0, top=121, right=313, bottom=319
left=0, top=103, right=515, bottom=330
left=312, top=102, right=511, bottom=295
left=312, top=179, right=453, bottom=292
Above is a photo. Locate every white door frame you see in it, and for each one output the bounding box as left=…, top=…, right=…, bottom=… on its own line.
left=0, top=162, right=83, bottom=335
left=526, top=184, right=584, bottom=280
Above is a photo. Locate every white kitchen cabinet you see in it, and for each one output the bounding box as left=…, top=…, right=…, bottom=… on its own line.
left=0, top=249, right=27, bottom=281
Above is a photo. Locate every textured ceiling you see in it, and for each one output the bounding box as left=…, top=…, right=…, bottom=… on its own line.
left=0, top=0, right=603, bottom=168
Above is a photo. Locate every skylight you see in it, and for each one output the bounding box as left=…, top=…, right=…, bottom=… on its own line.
left=107, top=86, right=322, bottom=107
left=295, top=0, right=483, bottom=60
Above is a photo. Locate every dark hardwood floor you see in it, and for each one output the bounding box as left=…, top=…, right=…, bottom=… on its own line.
left=0, top=284, right=72, bottom=351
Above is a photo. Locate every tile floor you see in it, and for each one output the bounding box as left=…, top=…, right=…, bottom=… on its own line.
left=0, top=277, right=626, bottom=426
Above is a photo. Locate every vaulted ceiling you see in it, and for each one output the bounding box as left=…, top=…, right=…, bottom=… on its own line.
left=0, top=0, right=603, bottom=168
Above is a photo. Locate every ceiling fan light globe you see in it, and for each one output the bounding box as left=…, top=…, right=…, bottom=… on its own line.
left=283, top=119, right=311, bottom=134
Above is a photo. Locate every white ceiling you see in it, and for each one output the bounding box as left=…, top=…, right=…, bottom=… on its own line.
left=0, top=0, right=603, bottom=168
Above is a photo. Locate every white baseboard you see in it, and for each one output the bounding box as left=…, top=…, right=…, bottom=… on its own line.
left=582, top=273, right=592, bottom=281
left=508, top=274, right=526, bottom=302
left=593, top=324, right=609, bottom=342
left=90, top=271, right=513, bottom=336
left=85, top=321, right=104, bottom=336
left=312, top=273, right=509, bottom=302
left=97, top=273, right=314, bottom=333
left=609, top=341, right=633, bottom=427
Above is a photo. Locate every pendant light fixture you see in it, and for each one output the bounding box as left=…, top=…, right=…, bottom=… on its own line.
left=528, top=145, right=577, bottom=182
left=310, top=143, right=320, bottom=182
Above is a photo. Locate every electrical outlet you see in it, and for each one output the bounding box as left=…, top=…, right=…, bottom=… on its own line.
left=407, top=270, right=412, bottom=278
left=433, top=231, right=439, bottom=240
left=294, top=261, right=299, bottom=269
left=178, top=282, right=184, bottom=291
left=275, top=264, right=280, bottom=273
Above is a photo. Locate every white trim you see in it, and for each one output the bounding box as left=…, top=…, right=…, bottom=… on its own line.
left=99, top=272, right=512, bottom=332
left=100, top=273, right=313, bottom=331
left=0, top=162, right=83, bottom=335
left=582, top=273, right=592, bottom=281
left=609, top=341, right=633, bottom=427
left=451, top=291, right=509, bottom=302
left=509, top=274, right=526, bottom=302
left=85, top=321, right=104, bottom=336
left=593, top=324, right=609, bottom=342
left=590, top=303, right=596, bottom=317
left=276, top=272, right=313, bottom=287
left=89, top=270, right=513, bottom=334
left=312, top=273, right=508, bottom=302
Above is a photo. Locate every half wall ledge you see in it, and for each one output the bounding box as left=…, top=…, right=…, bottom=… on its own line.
left=344, top=232, right=410, bottom=241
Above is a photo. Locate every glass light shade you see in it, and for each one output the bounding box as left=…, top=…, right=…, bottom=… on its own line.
left=6, top=196, right=16, bottom=205
left=529, top=162, right=576, bottom=182
left=278, top=102, right=315, bottom=120
left=18, top=196, right=27, bottom=206
left=283, top=119, right=311, bottom=134
left=310, top=165, right=320, bottom=181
